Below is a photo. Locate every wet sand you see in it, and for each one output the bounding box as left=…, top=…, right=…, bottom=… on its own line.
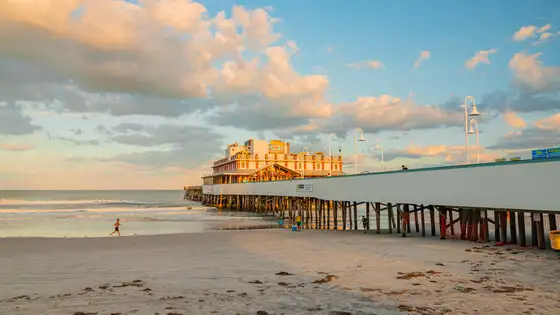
left=0, top=230, right=559, bottom=315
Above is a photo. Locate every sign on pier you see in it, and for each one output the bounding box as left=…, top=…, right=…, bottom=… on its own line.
left=296, top=184, right=313, bottom=192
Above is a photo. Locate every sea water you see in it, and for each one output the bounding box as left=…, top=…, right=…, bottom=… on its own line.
left=0, top=190, right=275, bottom=238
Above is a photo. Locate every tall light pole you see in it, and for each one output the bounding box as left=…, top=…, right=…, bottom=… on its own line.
left=468, top=119, right=480, bottom=164
left=464, top=96, right=481, bottom=163
left=353, top=127, right=365, bottom=174
left=301, top=146, right=309, bottom=178
left=328, top=133, right=337, bottom=171
left=375, top=143, right=384, bottom=172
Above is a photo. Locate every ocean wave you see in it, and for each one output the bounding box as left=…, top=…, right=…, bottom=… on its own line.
left=0, top=198, right=191, bottom=211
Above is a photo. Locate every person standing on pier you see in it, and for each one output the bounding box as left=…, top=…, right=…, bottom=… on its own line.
left=296, top=215, right=302, bottom=231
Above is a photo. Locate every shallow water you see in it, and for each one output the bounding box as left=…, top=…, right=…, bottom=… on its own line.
left=0, top=190, right=275, bottom=238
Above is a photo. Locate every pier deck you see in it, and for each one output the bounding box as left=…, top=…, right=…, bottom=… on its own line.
left=193, top=159, right=559, bottom=249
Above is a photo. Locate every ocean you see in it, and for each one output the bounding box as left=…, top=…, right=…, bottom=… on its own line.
left=0, top=190, right=275, bottom=238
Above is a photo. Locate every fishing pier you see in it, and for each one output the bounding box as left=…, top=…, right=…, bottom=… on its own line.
left=189, top=159, right=560, bottom=250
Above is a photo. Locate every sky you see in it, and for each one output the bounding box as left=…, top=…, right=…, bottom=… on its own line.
left=1, top=0, right=560, bottom=190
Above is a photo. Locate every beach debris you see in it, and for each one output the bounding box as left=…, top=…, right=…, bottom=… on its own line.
left=98, top=284, right=110, bottom=290
left=359, top=287, right=382, bottom=292
left=73, top=312, right=98, bottom=315
left=248, top=280, right=263, bottom=284
left=313, top=274, right=338, bottom=284
left=114, top=280, right=144, bottom=288
left=256, top=311, right=269, bottom=315
left=277, top=282, right=290, bottom=286
left=166, top=312, right=182, bottom=315
left=7, top=295, right=31, bottom=302
left=141, top=288, right=152, bottom=292
left=329, top=311, right=353, bottom=315
left=435, top=263, right=445, bottom=266
left=226, top=290, right=235, bottom=293
left=470, top=276, right=490, bottom=283
left=490, top=286, right=532, bottom=293
left=455, top=286, right=476, bottom=293
left=317, top=271, right=329, bottom=275
left=396, top=272, right=425, bottom=280
left=110, top=313, right=122, bottom=315
left=385, top=290, right=408, bottom=296
left=238, top=292, right=248, bottom=297
left=397, top=304, right=436, bottom=315
left=160, top=296, right=185, bottom=300
left=79, top=287, right=95, bottom=295
left=275, top=271, right=294, bottom=276
left=307, top=306, right=323, bottom=311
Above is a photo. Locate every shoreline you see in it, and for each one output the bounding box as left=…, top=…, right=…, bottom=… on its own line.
left=1, top=229, right=558, bottom=315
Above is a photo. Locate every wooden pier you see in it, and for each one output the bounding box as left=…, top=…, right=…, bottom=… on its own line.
left=188, top=159, right=560, bottom=249
left=183, top=186, right=202, bottom=201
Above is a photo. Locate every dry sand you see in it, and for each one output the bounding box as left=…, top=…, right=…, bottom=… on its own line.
left=0, top=230, right=559, bottom=315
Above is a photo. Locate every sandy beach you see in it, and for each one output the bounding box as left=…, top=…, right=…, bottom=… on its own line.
left=1, top=230, right=559, bottom=315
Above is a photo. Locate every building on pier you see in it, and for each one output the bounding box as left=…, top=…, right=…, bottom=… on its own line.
left=202, top=138, right=344, bottom=185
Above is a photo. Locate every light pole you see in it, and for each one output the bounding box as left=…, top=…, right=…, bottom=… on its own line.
left=301, top=146, right=309, bottom=178
left=463, top=96, right=481, bottom=163
left=328, top=133, right=337, bottom=172
left=375, top=143, right=384, bottom=172
left=468, top=119, right=480, bottom=164
left=353, top=127, right=365, bottom=174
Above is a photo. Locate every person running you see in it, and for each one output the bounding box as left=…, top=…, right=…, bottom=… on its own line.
left=110, top=218, right=121, bottom=236
left=296, top=215, right=302, bottom=231
left=361, top=216, right=369, bottom=233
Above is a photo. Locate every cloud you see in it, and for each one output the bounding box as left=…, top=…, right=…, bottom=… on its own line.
left=0, top=0, right=326, bottom=126
left=465, top=49, right=498, bottom=70
left=379, top=144, right=500, bottom=164
left=509, top=52, right=560, bottom=93
left=488, top=128, right=559, bottom=150
left=513, top=24, right=551, bottom=41
left=80, top=123, right=227, bottom=169
left=347, top=60, right=385, bottom=70
left=535, top=113, right=560, bottom=131
left=0, top=144, right=34, bottom=151
left=503, top=110, right=527, bottom=129
left=284, top=94, right=463, bottom=138
left=479, top=90, right=560, bottom=113
left=413, top=50, right=430, bottom=69
left=0, top=102, right=41, bottom=135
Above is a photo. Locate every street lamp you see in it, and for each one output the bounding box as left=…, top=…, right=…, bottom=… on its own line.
left=468, top=119, right=480, bottom=164
left=301, top=146, right=309, bottom=178
left=375, top=143, right=384, bottom=172
left=353, top=127, right=366, bottom=174
left=328, top=133, right=337, bottom=171
left=463, top=96, right=481, bottom=163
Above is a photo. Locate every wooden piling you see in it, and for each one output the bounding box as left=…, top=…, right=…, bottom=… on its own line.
left=509, top=210, right=518, bottom=244
left=518, top=211, right=526, bottom=247
left=429, top=205, right=436, bottom=236
left=353, top=202, right=358, bottom=230
left=375, top=202, right=381, bottom=234
left=366, top=202, right=370, bottom=232
left=420, top=205, right=426, bottom=236
left=388, top=203, right=393, bottom=234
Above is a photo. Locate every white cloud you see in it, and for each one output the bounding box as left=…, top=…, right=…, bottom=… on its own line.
left=509, top=52, right=560, bottom=93
left=0, top=0, right=327, bottom=124
left=503, top=110, right=526, bottom=129
left=465, top=49, right=498, bottom=70
left=413, top=50, right=430, bottom=69
left=513, top=24, right=558, bottom=45
left=347, top=60, right=385, bottom=70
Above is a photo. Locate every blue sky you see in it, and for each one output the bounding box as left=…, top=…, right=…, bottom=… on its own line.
left=0, top=0, right=559, bottom=189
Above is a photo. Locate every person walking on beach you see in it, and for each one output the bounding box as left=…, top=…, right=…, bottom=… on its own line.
left=296, top=214, right=302, bottom=231
left=361, top=216, right=369, bottom=233
left=110, top=218, right=121, bottom=236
